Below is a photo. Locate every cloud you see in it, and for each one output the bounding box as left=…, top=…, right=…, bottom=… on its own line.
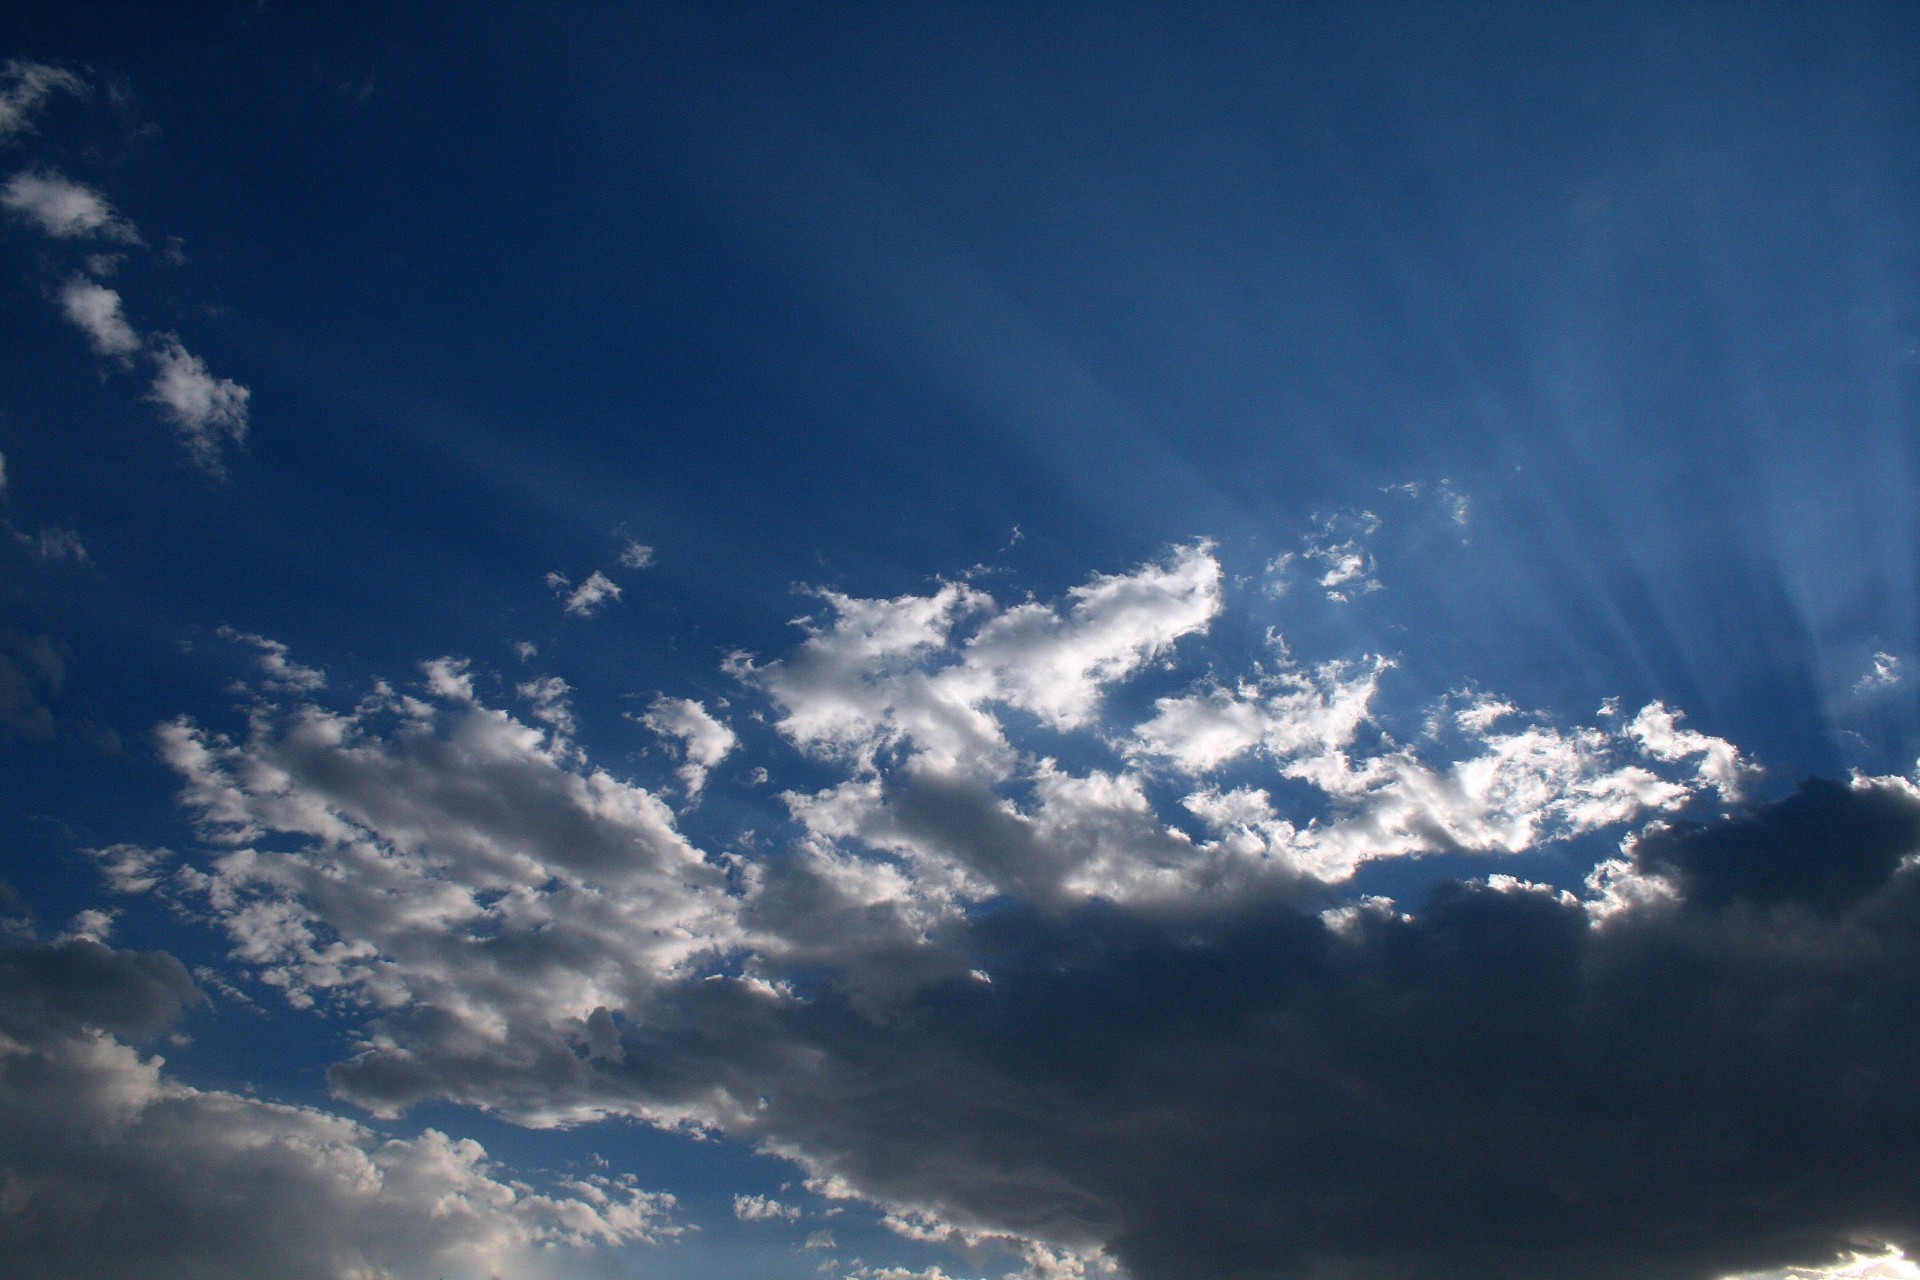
left=11, top=523, right=87, bottom=560
left=0, top=61, right=85, bottom=143
left=148, top=337, right=250, bottom=470
left=618, top=539, right=655, bottom=569
left=518, top=674, right=576, bottom=738
left=2, top=170, right=141, bottom=242
left=0, top=939, right=684, bottom=1280
left=151, top=661, right=739, bottom=1122
left=734, top=1192, right=801, bottom=1221
left=218, top=628, right=325, bottom=693
left=1858, top=652, right=1902, bottom=693
left=642, top=695, right=736, bottom=797
left=620, top=777, right=1920, bottom=1280
left=1268, top=511, right=1383, bottom=601
left=117, top=544, right=1920, bottom=1280
left=1729, top=1250, right=1920, bottom=1280
left=56, top=276, right=140, bottom=357
left=0, top=631, right=65, bottom=739
left=547, top=569, right=622, bottom=617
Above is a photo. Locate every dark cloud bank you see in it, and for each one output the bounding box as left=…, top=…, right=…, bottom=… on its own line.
left=305, top=777, right=1920, bottom=1280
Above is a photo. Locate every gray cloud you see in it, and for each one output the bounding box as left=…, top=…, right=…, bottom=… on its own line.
left=125, top=567, right=1919, bottom=1280
left=0, top=939, right=684, bottom=1280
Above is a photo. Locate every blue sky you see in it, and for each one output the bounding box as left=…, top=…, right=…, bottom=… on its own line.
left=2, top=4, right=1919, bottom=1279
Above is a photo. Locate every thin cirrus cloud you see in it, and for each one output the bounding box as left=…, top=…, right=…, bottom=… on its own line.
left=0, top=60, right=84, bottom=143
left=73, top=543, right=1920, bottom=1280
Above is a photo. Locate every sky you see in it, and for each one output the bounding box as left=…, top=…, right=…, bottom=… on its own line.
left=1, top=3, right=1919, bottom=1278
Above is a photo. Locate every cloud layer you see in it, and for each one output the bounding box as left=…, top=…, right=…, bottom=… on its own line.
left=78, top=546, right=1917, bottom=1279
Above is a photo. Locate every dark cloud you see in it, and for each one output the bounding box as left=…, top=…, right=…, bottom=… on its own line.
left=0, top=937, right=197, bottom=1039
left=0, top=940, right=682, bottom=1279
left=329, top=778, right=1920, bottom=1280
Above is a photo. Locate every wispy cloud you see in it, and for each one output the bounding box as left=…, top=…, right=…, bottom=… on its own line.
left=0, top=60, right=85, bottom=143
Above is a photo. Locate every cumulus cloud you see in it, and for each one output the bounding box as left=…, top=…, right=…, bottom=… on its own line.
left=547, top=569, right=622, bottom=617
left=0, top=939, right=684, bottom=1280
left=734, top=1192, right=801, bottom=1221
left=148, top=336, right=250, bottom=469
left=108, top=544, right=1920, bottom=1280
left=0, top=61, right=84, bottom=143
left=618, top=539, right=655, bottom=569
left=152, top=660, right=738, bottom=1125
left=518, top=674, right=577, bottom=738
left=2, top=170, right=141, bottom=242
left=642, top=695, right=736, bottom=797
left=55, top=275, right=140, bottom=357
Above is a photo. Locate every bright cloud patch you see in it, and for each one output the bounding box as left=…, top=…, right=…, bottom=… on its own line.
left=642, top=695, right=736, bottom=798
left=148, top=337, right=250, bottom=469
left=56, top=276, right=140, bottom=357
left=548, top=569, right=622, bottom=617
left=2, top=170, right=141, bottom=242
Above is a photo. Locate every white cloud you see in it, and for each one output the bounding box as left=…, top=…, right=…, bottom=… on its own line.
left=548, top=569, right=622, bottom=617
left=1858, top=651, right=1902, bottom=693
left=154, top=664, right=739, bottom=1123
left=116, top=537, right=1858, bottom=1280
left=1268, top=511, right=1382, bottom=601
left=218, top=628, right=325, bottom=693
left=1625, top=701, right=1753, bottom=801
left=1128, top=657, right=1388, bottom=776
left=618, top=539, right=655, bottom=569
left=642, top=695, right=736, bottom=798
left=85, top=843, right=174, bottom=895
left=0, top=61, right=85, bottom=143
left=56, top=276, right=140, bottom=357
left=148, top=336, right=250, bottom=470
left=1726, top=1249, right=1920, bottom=1280
left=518, top=675, right=577, bottom=738
left=733, top=1192, right=801, bottom=1221
left=2, top=170, right=141, bottom=242
left=743, top=543, right=1219, bottom=777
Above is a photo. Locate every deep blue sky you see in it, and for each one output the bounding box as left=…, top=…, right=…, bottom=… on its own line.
left=3, top=5, right=1919, bottom=1280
